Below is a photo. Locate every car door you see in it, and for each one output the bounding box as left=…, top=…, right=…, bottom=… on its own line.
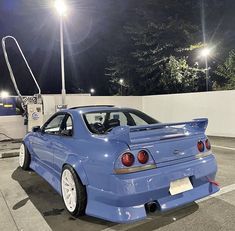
left=31, top=113, right=66, bottom=171
left=53, top=114, right=74, bottom=178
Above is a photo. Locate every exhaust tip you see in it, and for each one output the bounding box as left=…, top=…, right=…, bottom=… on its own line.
left=145, top=201, right=158, bottom=213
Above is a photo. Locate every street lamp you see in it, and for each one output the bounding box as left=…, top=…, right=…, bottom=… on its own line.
left=55, top=0, right=67, bottom=16
left=0, top=91, right=9, bottom=98
left=200, top=47, right=211, bottom=91
left=90, top=88, right=95, bottom=95
left=55, top=0, right=67, bottom=105
left=119, top=79, right=124, bottom=96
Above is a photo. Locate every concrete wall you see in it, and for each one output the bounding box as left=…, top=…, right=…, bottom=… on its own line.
left=42, top=94, right=143, bottom=121
left=0, top=90, right=235, bottom=139
left=0, top=116, right=26, bottom=140
left=143, top=90, right=235, bottom=137
left=0, top=95, right=142, bottom=139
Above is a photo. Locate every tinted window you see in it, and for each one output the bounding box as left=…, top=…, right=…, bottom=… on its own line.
left=109, top=112, right=127, bottom=126
left=83, top=109, right=158, bottom=134
left=129, top=113, right=148, bottom=126
left=44, top=114, right=65, bottom=135
left=60, top=116, right=73, bottom=136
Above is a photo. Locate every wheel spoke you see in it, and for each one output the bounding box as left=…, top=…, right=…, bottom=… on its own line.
left=66, top=191, right=71, bottom=199
left=63, top=183, right=70, bottom=189
left=62, top=178, right=70, bottom=186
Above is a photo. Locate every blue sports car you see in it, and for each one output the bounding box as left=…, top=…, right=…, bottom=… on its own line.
left=19, top=105, right=219, bottom=223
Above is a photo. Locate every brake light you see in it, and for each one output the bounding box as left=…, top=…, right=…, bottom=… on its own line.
left=197, top=141, right=204, bottom=152
left=205, top=139, right=211, bottom=150
left=121, top=152, right=135, bottom=167
left=137, top=150, right=149, bottom=164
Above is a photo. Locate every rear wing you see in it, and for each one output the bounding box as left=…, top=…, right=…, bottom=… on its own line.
left=108, top=118, right=208, bottom=145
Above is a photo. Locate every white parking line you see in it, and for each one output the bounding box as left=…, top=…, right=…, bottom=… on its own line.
left=196, top=183, right=235, bottom=203
left=101, top=183, right=235, bottom=231
left=212, top=145, right=235, bottom=151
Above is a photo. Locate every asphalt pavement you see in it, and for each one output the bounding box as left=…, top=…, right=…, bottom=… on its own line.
left=0, top=137, right=234, bottom=231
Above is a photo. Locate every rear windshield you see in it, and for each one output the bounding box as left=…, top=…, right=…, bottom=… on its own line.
left=83, top=109, right=158, bottom=134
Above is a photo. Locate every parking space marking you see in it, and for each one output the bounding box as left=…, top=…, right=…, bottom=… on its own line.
left=196, top=183, right=235, bottom=203
left=212, top=145, right=235, bottom=151
left=101, top=183, right=235, bottom=231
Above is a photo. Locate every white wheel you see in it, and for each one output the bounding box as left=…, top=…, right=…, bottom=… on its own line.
left=19, top=144, right=25, bottom=167
left=62, top=169, right=77, bottom=212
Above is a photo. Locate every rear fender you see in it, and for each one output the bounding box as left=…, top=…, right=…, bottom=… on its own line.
left=64, top=155, right=89, bottom=185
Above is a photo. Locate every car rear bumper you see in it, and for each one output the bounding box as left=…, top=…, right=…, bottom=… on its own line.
left=86, top=154, right=219, bottom=223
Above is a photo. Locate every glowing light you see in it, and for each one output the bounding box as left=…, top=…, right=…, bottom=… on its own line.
left=119, top=79, right=124, bottom=84
left=90, top=88, right=95, bottom=94
left=200, top=47, right=211, bottom=57
left=0, top=91, right=9, bottom=98
left=55, top=0, right=67, bottom=17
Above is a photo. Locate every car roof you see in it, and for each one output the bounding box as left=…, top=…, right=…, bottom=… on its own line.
left=68, top=105, right=134, bottom=113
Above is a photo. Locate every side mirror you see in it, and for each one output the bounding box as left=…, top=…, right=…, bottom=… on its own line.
left=32, top=126, right=41, bottom=133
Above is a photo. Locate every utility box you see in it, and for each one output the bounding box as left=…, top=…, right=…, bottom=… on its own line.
left=27, top=104, right=43, bottom=132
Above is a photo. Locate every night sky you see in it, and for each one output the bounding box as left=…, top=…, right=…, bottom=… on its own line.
left=0, top=0, right=235, bottom=96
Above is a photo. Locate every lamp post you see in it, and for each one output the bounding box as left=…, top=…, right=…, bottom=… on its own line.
left=55, top=0, right=67, bottom=105
left=200, top=47, right=211, bottom=91
left=119, top=79, right=124, bottom=96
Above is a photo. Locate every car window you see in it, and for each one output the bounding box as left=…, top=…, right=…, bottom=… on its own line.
left=60, top=116, right=73, bottom=136
left=44, top=114, right=65, bottom=135
left=109, top=112, right=127, bottom=126
left=84, top=109, right=158, bottom=134
left=129, top=113, right=148, bottom=126
left=85, top=113, right=106, bottom=124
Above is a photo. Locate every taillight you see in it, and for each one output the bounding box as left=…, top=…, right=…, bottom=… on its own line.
left=205, top=139, right=211, bottom=150
left=137, top=150, right=149, bottom=164
left=197, top=141, right=204, bottom=152
left=121, top=152, right=135, bottom=167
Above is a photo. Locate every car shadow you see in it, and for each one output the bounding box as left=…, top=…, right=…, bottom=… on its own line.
left=12, top=167, right=199, bottom=231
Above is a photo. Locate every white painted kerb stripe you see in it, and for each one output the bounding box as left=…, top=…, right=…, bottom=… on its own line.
left=212, top=145, right=235, bottom=151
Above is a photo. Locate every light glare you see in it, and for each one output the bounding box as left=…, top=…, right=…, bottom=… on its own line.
left=201, top=48, right=211, bottom=57
left=0, top=91, right=9, bottom=98
left=55, top=0, right=67, bottom=16
left=119, top=79, right=124, bottom=84
left=90, top=88, right=95, bottom=94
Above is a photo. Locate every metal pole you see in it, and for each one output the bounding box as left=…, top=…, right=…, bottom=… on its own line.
left=205, top=56, right=209, bottom=91
left=120, top=84, right=123, bottom=96
left=60, top=17, right=66, bottom=105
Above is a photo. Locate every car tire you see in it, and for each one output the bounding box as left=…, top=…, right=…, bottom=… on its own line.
left=61, top=165, right=87, bottom=217
left=19, top=143, right=31, bottom=170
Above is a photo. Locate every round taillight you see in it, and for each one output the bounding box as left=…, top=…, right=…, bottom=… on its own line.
left=121, top=153, right=135, bottom=167
left=205, top=139, right=211, bottom=150
left=197, top=141, right=204, bottom=152
left=137, top=150, right=149, bottom=164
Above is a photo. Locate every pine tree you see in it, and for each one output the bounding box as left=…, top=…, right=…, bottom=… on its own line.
left=106, top=0, right=206, bottom=95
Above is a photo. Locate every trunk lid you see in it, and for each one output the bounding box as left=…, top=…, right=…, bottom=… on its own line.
left=109, top=118, right=208, bottom=166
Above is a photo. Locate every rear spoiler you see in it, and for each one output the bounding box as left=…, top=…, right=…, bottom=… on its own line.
left=108, top=118, right=208, bottom=144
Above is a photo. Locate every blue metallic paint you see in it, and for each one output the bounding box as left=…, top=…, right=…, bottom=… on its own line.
left=23, top=106, right=219, bottom=223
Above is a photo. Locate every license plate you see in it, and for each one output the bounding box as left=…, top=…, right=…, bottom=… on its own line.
left=169, top=177, right=193, bottom=195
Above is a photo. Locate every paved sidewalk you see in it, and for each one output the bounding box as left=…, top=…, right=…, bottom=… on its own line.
left=0, top=140, right=21, bottom=158
left=0, top=158, right=51, bottom=231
